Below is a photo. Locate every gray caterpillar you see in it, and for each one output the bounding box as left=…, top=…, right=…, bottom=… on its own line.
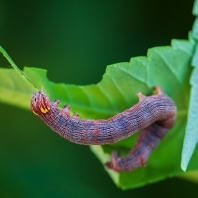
left=30, top=86, right=176, bottom=172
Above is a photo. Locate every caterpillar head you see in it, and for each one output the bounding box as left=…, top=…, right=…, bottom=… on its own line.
left=30, top=89, right=51, bottom=116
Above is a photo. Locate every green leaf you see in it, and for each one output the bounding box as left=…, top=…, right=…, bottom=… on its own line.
left=180, top=170, right=198, bottom=183
left=0, top=68, right=35, bottom=109
left=181, top=67, right=198, bottom=171
left=181, top=0, right=198, bottom=172
left=193, top=0, right=198, bottom=16
left=0, top=34, right=196, bottom=189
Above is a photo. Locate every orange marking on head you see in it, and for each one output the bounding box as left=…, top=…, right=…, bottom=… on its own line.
left=40, top=107, right=49, bottom=114
left=32, top=110, right=39, bottom=116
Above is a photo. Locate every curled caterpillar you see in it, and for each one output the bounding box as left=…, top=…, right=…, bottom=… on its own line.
left=30, top=86, right=176, bottom=172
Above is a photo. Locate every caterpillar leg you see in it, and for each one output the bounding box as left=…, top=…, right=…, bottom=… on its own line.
left=154, top=86, right=164, bottom=95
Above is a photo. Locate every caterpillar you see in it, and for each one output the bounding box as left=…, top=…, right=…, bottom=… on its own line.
left=30, top=86, right=176, bottom=172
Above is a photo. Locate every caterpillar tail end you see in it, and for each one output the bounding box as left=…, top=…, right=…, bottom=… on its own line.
left=105, top=152, right=124, bottom=172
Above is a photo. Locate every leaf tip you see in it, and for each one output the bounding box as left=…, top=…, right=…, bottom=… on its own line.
left=181, top=157, right=189, bottom=172
left=181, top=165, right=187, bottom=172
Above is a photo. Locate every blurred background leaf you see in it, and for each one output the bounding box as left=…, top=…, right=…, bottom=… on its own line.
left=0, top=0, right=197, bottom=197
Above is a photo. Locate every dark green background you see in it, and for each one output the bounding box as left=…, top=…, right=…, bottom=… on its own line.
left=0, top=0, right=197, bottom=197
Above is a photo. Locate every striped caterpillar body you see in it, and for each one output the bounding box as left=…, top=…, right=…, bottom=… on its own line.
left=30, top=86, right=176, bottom=172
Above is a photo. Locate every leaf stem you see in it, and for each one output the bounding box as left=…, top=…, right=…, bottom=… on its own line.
left=0, top=46, right=37, bottom=88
